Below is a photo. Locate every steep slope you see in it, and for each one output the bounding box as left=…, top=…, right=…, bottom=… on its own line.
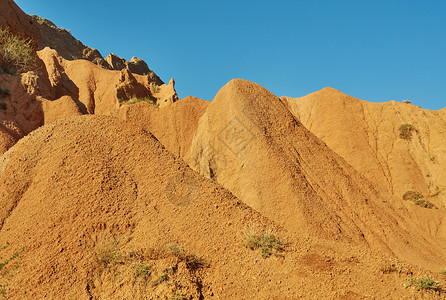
left=282, top=88, right=446, bottom=207
left=185, top=79, right=446, bottom=270
left=0, top=0, right=40, bottom=48
left=0, top=115, right=443, bottom=299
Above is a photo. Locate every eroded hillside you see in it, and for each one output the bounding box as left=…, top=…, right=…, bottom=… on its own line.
left=0, top=0, right=445, bottom=298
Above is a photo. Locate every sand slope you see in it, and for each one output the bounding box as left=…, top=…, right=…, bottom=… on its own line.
left=282, top=88, right=446, bottom=243
left=282, top=88, right=446, bottom=202
left=185, top=79, right=446, bottom=270
left=0, top=115, right=444, bottom=299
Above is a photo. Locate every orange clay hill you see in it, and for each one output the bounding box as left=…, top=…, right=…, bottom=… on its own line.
left=0, top=0, right=445, bottom=299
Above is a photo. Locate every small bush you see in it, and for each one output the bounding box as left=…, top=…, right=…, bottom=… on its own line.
left=0, top=27, right=35, bottom=73
left=243, top=228, right=284, bottom=258
left=439, top=269, right=446, bottom=276
left=167, top=244, right=209, bottom=270
left=152, top=272, right=168, bottom=286
left=399, top=123, right=415, bottom=140
left=403, top=191, right=423, bottom=202
left=96, top=239, right=123, bottom=268
left=404, top=276, right=442, bottom=292
left=172, top=291, right=186, bottom=300
left=413, top=198, right=435, bottom=209
left=402, top=191, right=435, bottom=209
left=134, top=263, right=151, bottom=279
left=1, top=243, right=25, bottom=299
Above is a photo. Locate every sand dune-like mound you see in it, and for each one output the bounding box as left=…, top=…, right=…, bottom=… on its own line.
left=185, top=79, right=446, bottom=270
left=282, top=88, right=446, bottom=208
left=1, top=115, right=443, bottom=299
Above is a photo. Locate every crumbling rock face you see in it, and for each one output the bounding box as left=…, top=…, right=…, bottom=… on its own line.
left=28, top=15, right=166, bottom=85
left=29, top=15, right=110, bottom=69
left=105, top=53, right=164, bottom=84
left=105, top=53, right=126, bottom=71
left=115, top=69, right=151, bottom=101
left=0, top=0, right=40, bottom=48
left=155, top=78, right=179, bottom=108
left=37, top=48, right=178, bottom=113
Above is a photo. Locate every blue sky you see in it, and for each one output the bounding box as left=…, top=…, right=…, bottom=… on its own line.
left=15, top=0, right=446, bottom=110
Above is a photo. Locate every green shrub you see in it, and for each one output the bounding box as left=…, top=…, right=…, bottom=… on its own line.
left=243, top=228, right=284, bottom=258
left=413, top=198, right=435, bottom=209
left=404, top=276, right=442, bottom=292
left=172, top=291, right=186, bottom=300
left=134, top=263, right=151, bottom=279
left=402, top=191, right=435, bottom=209
left=96, top=239, right=123, bottom=268
left=403, top=191, right=423, bottom=202
left=399, top=123, right=415, bottom=140
left=0, top=27, right=35, bottom=73
left=152, top=272, right=168, bottom=286
left=1, top=243, right=25, bottom=299
left=439, top=269, right=446, bottom=276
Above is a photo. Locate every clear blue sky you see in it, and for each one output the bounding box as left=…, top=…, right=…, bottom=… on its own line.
left=15, top=0, right=446, bottom=110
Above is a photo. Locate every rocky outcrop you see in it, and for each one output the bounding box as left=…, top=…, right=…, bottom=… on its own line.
left=0, top=0, right=40, bottom=46
left=29, top=15, right=110, bottom=69
left=105, top=53, right=164, bottom=83
left=115, top=69, right=151, bottom=101
left=154, top=78, right=178, bottom=108
left=30, top=15, right=165, bottom=84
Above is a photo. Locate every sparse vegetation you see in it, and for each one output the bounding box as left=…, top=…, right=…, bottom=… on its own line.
left=152, top=272, right=168, bottom=286
left=95, top=238, right=123, bottom=268
left=172, top=291, right=186, bottom=300
left=402, top=191, right=435, bottom=209
left=0, top=27, right=35, bottom=73
left=413, top=198, right=435, bottom=208
left=404, top=276, right=442, bottom=292
left=119, top=97, right=158, bottom=107
left=0, top=243, right=25, bottom=299
left=403, top=191, right=423, bottom=202
left=167, top=243, right=209, bottom=270
left=440, top=269, right=446, bottom=276
left=242, top=227, right=284, bottom=258
left=399, top=123, right=415, bottom=140
left=134, top=263, right=151, bottom=279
